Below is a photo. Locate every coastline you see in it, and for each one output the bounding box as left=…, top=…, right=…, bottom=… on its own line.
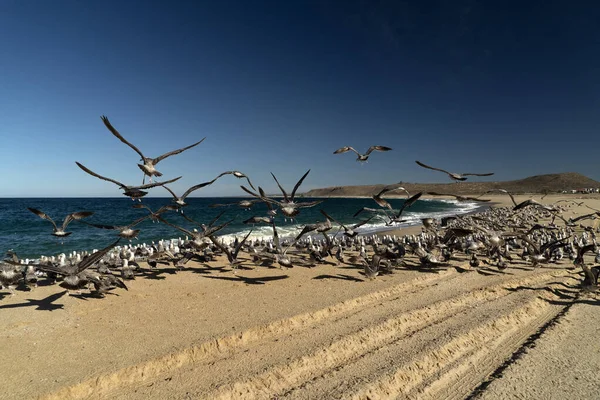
left=1, top=194, right=599, bottom=399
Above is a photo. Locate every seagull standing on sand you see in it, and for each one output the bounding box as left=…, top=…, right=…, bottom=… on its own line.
left=334, top=146, right=392, bottom=162
left=415, top=160, right=494, bottom=182
left=101, top=115, right=205, bottom=184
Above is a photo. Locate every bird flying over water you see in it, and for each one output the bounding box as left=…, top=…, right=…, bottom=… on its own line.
left=241, top=170, right=322, bottom=218
left=101, top=115, right=205, bottom=184
left=27, top=208, right=94, bottom=237
left=75, top=161, right=181, bottom=200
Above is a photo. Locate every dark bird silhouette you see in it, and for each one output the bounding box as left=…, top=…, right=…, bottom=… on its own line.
left=162, top=172, right=233, bottom=211
left=241, top=170, right=321, bottom=218
left=416, top=160, right=494, bottom=181
left=426, top=192, right=491, bottom=202
left=75, top=162, right=181, bottom=200
left=334, top=145, right=392, bottom=162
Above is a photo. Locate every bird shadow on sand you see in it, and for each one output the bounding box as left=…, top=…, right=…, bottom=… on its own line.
left=188, top=264, right=228, bottom=274
left=505, top=285, right=580, bottom=301
left=203, top=274, right=289, bottom=285
left=476, top=267, right=512, bottom=276
left=70, top=291, right=121, bottom=300
left=546, top=293, right=600, bottom=307
left=395, top=264, right=447, bottom=274
left=313, top=274, right=364, bottom=282
left=0, top=290, right=67, bottom=311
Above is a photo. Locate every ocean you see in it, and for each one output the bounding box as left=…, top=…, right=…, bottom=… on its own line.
left=0, top=197, right=487, bottom=259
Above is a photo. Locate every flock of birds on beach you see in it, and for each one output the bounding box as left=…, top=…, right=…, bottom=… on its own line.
left=2, top=116, right=600, bottom=299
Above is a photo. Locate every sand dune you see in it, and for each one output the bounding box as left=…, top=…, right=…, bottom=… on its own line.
left=1, top=194, right=599, bottom=399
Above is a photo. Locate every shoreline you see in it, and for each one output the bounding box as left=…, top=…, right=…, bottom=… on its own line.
left=18, top=198, right=490, bottom=261
left=2, top=194, right=599, bottom=399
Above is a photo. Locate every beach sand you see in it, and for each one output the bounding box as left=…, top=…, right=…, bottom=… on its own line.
left=1, top=194, right=599, bottom=399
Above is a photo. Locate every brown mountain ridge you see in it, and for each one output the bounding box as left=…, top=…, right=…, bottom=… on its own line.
left=302, top=173, right=600, bottom=197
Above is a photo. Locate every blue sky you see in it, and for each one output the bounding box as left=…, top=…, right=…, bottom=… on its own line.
left=1, top=0, right=599, bottom=197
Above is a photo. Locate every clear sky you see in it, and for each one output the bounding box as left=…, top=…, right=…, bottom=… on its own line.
left=1, top=0, right=599, bottom=197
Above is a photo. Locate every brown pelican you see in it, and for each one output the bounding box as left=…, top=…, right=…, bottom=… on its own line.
left=334, top=145, right=392, bottom=162
left=27, top=208, right=93, bottom=237
left=416, top=160, right=494, bottom=181
left=75, top=162, right=181, bottom=200
left=101, top=115, right=205, bottom=183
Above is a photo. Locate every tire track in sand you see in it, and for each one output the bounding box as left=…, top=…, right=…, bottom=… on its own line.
left=41, top=270, right=457, bottom=400
left=196, top=271, right=572, bottom=399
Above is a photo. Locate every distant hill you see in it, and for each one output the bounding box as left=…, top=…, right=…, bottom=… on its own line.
left=302, top=173, right=600, bottom=197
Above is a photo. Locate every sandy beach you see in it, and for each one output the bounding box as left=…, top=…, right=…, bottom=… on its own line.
left=2, top=194, right=599, bottom=399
